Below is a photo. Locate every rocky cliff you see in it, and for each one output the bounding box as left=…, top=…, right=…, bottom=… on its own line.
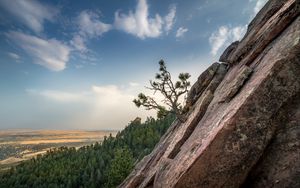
left=120, top=0, right=300, bottom=187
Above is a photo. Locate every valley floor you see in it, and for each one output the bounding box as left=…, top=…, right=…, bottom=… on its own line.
left=0, top=129, right=117, bottom=171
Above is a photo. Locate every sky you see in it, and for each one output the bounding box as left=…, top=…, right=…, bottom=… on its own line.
left=0, top=0, right=267, bottom=130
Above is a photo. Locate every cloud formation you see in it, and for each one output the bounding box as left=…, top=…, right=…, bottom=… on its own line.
left=176, top=27, right=188, bottom=38
left=0, top=0, right=58, bottom=33
left=92, top=85, right=134, bottom=106
left=27, top=85, right=134, bottom=105
left=71, top=10, right=111, bottom=53
left=70, top=35, right=87, bottom=53
left=208, top=0, right=267, bottom=57
left=26, top=84, right=154, bottom=130
left=164, top=5, right=177, bottom=33
left=7, top=31, right=71, bottom=71
left=209, top=25, right=246, bottom=56
left=78, top=10, right=112, bottom=38
left=7, top=52, right=20, bottom=60
left=248, top=0, right=268, bottom=19
left=3, top=0, right=177, bottom=71
left=129, top=82, right=140, bottom=87
left=114, top=0, right=176, bottom=39
left=253, top=0, right=268, bottom=15
left=27, top=89, right=85, bottom=103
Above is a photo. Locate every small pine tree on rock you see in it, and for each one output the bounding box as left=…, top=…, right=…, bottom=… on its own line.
left=133, top=59, right=191, bottom=122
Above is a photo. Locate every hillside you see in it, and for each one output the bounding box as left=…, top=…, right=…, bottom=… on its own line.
left=0, top=130, right=116, bottom=171
left=0, top=115, right=175, bottom=188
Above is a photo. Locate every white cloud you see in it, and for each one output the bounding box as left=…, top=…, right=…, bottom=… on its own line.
left=26, top=85, right=135, bottom=105
left=0, top=0, right=58, bottom=33
left=176, top=27, right=188, bottom=38
left=71, top=1, right=175, bottom=53
left=70, top=10, right=111, bottom=54
left=209, top=25, right=246, bottom=56
left=78, top=10, right=111, bottom=38
left=114, top=0, right=176, bottom=39
left=88, top=85, right=150, bottom=130
left=26, top=84, right=155, bottom=130
left=7, top=31, right=71, bottom=71
left=208, top=0, right=267, bottom=57
left=253, top=0, right=268, bottom=15
left=248, top=0, right=268, bottom=19
left=70, top=35, right=87, bottom=53
left=75, top=64, right=84, bottom=69
left=21, top=70, right=29, bottom=75
left=164, top=5, right=176, bottom=33
left=92, top=85, right=134, bottom=106
left=27, top=89, right=85, bottom=103
left=231, top=26, right=246, bottom=40
left=129, top=82, right=140, bottom=87
left=209, top=26, right=229, bottom=56
left=7, top=52, right=20, bottom=60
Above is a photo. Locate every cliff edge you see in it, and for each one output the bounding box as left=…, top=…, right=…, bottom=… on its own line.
left=120, top=0, right=300, bottom=187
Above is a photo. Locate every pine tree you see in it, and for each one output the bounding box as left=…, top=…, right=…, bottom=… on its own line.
left=105, top=147, right=134, bottom=188
left=133, top=59, right=190, bottom=121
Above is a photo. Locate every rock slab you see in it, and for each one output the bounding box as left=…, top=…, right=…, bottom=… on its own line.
left=119, top=0, right=300, bottom=187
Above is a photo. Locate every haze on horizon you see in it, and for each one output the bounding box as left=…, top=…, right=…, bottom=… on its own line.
left=0, top=0, right=267, bottom=130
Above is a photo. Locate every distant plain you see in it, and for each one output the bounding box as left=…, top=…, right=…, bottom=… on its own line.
left=0, top=129, right=117, bottom=171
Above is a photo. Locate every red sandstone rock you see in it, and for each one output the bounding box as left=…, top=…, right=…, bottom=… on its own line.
left=219, top=41, right=239, bottom=63
left=119, top=1, right=300, bottom=187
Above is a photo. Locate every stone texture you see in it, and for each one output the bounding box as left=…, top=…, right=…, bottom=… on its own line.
left=227, top=0, right=300, bottom=65
left=120, top=1, right=300, bottom=187
left=242, top=93, right=300, bottom=188
left=220, top=65, right=253, bottom=102
left=219, top=41, right=239, bottom=63
left=186, top=62, right=220, bottom=107
left=246, top=0, right=289, bottom=37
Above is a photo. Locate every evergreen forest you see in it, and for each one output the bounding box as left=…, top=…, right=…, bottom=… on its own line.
left=0, top=114, right=175, bottom=188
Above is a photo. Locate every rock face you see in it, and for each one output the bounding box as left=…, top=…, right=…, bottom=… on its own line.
left=120, top=0, right=300, bottom=187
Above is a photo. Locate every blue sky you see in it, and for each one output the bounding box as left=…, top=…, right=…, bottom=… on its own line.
left=0, top=0, right=267, bottom=130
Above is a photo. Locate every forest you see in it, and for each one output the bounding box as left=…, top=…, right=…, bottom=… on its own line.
left=0, top=114, right=175, bottom=188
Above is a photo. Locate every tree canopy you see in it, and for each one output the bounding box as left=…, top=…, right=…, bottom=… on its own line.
left=133, top=60, right=191, bottom=121
left=0, top=114, right=175, bottom=188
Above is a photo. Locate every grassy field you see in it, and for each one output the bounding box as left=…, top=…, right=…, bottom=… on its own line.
left=0, top=129, right=117, bottom=171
